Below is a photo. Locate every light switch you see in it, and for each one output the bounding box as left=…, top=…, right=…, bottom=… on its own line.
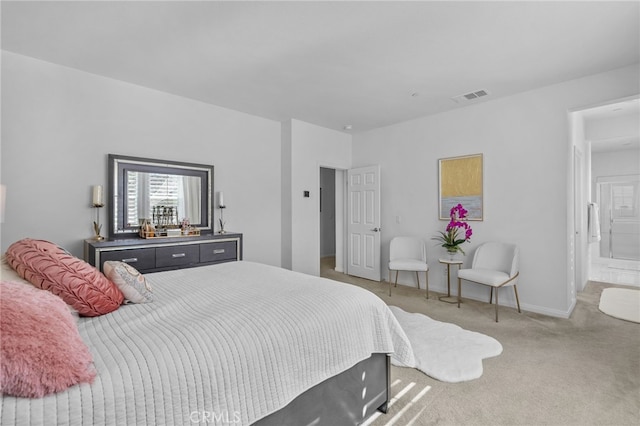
left=304, top=191, right=310, bottom=198
left=396, top=215, right=402, bottom=224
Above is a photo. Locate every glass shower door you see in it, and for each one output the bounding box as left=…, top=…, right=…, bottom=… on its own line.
left=598, top=177, right=640, bottom=261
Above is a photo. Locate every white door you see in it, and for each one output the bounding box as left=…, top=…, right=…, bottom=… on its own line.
left=347, top=165, right=381, bottom=281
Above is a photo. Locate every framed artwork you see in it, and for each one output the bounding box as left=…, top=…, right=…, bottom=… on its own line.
left=438, top=153, right=483, bottom=220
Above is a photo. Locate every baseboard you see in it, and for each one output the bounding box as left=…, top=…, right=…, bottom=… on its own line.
left=459, top=293, right=574, bottom=319
left=381, top=280, right=575, bottom=319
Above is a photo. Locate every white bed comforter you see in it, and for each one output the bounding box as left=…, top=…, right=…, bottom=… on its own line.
left=1, top=261, right=414, bottom=425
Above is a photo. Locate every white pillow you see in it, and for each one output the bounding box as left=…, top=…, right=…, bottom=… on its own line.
left=103, top=261, right=154, bottom=304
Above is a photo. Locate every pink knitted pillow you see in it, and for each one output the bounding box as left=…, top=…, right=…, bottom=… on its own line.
left=0, top=281, right=96, bottom=397
left=5, top=239, right=123, bottom=316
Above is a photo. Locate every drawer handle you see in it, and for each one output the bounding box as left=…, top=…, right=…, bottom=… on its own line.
left=213, top=249, right=226, bottom=254
left=122, top=258, right=138, bottom=263
left=172, top=253, right=186, bottom=258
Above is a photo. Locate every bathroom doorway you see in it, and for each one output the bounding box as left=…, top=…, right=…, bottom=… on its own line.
left=581, top=96, right=640, bottom=287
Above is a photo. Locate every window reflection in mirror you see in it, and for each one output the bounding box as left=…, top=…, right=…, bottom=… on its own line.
left=125, top=172, right=202, bottom=227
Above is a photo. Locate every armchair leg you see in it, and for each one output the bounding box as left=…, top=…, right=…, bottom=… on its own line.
left=514, top=285, right=522, bottom=313
left=425, top=271, right=429, bottom=299
left=388, top=270, right=392, bottom=296
left=395, top=271, right=399, bottom=287
left=457, top=278, right=462, bottom=308
left=415, top=271, right=420, bottom=290
left=489, top=287, right=494, bottom=304
left=495, top=289, right=499, bottom=322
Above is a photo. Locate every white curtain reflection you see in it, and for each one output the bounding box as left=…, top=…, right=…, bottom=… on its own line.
left=136, top=172, right=151, bottom=222
left=177, top=176, right=201, bottom=224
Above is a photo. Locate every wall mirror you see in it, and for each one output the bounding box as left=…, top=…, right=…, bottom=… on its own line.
left=108, top=154, right=213, bottom=238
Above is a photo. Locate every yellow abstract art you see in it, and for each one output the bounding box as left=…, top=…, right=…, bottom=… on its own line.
left=439, top=154, right=483, bottom=220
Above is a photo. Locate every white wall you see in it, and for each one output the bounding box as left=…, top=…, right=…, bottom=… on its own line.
left=280, top=120, right=293, bottom=270
left=284, top=119, right=351, bottom=276
left=586, top=112, right=640, bottom=141
left=0, top=51, right=282, bottom=266
left=352, top=64, right=639, bottom=317
left=592, top=149, right=640, bottom=186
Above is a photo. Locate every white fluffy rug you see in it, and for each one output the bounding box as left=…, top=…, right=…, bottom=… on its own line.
left=389, top=306, right=503, bottom=383
left=599, top=288, right=640, bottom=323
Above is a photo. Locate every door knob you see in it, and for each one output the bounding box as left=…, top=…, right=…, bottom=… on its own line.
left=371, top=227, right=381, bottom=232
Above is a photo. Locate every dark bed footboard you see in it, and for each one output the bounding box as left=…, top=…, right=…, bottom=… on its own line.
left=254, top=353, right=390, bottom=425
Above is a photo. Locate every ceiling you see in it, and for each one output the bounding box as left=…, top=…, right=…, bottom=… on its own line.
left=2, top=1, right=639, bottom=133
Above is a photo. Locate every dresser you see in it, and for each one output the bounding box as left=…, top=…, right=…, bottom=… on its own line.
left=84, top=232, right=242, bottom=273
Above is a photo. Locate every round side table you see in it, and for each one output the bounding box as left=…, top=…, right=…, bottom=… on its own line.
left=438, top=258, right=463, bottom=304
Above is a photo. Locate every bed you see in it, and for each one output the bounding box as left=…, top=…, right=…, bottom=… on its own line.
left=1, top=258, right=414, bottom=425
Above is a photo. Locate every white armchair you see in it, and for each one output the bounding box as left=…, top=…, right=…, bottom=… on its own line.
left=388, top=237, right=429, bottom=298
left=457, top=242, right=521, bottom=322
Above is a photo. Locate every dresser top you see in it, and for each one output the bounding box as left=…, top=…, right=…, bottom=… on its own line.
left=85, top=232, right=242, bottom=249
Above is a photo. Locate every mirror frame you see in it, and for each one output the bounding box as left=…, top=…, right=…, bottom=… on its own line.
left=108, top=154, right=214, bottom=238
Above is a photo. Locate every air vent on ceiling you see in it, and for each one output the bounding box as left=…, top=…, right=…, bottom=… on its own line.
left=451, top=89, right=491, bottom=104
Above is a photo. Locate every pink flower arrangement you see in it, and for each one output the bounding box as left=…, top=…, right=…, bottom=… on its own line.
left=433, top=203, right=473, bottom=255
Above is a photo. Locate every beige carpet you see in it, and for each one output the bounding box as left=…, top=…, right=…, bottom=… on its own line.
left=599, top=287, right=640, bottom=323
left=320, top=258, right=640, bottom=426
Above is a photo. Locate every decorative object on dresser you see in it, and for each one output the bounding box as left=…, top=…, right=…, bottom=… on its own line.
left=108, top=154, right=214, bottom=239
left=218, top=191, right=226, bottom=233
left=84, top=232, right=242, bottom=273
left=91, top=184, right=104, bottom=240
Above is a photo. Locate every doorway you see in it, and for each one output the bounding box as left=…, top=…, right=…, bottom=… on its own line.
left=574, top=96, right=640, bottom=288
left=320, top=167, right=337, bottom=272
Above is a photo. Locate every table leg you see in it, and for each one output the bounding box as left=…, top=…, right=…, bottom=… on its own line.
left=438, top=263, right=458, bottom=304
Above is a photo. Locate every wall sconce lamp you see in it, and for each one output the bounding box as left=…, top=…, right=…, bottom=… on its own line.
left=92, top=185, right=105, bottom=240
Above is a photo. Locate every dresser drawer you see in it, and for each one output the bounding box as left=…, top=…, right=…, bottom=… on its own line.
left=200, top=241, right=237, bottom=263
left=99, top=248, right=156, bottom=272
left=156, top=244, right=200, bottom=269
left=85, top=233, right=242, bottom=274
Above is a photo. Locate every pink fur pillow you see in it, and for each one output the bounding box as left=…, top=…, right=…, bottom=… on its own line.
left=0, top=281, right=96, bottom=397
left=5, top=239, right=123, bottom=316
